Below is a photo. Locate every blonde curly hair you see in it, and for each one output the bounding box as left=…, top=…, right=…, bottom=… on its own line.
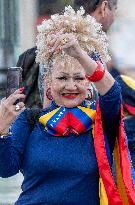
left=36, top=6, right=110, bottom=72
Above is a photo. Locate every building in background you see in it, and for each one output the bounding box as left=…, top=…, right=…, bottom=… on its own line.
left=110, top=0, right=135, bottom=79
left=0, top=0, right=19, bottom=68
left=0, top=0, right=38, bottom=68
left=19, top=0, right=37, bottom=54
left=0, top=0, right=37, bottom=100
left=0, top=0, right=19, bottom=100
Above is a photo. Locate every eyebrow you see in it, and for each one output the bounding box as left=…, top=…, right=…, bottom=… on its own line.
left=58, top=72, right=83, bottom=76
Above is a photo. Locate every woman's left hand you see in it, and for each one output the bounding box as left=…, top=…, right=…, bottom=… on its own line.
left=47, top=33, right=84, bottom=59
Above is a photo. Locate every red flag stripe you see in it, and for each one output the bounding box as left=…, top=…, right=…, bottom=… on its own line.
left=94, top=101, right=124, bottom=205
left=69, top=112, right=86, bottom=133
left=55, top=113, right=70, bottom=135
left=125, top=103, right=135, bottom=115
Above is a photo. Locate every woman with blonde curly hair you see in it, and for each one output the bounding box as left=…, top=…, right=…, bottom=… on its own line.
left=0, top=6, right=135, bottom=205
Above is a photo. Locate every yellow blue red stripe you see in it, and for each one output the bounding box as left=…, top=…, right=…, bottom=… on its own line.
left=39, top=103, right=96, bottom=136
left=94, top=101, right=135, bottom=205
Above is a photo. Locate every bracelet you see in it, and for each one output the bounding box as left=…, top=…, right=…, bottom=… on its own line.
left=85, top=61, right=105, bottom=82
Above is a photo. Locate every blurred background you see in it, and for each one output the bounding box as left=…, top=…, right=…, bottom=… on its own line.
left=0, top=0, right=135, bottom=204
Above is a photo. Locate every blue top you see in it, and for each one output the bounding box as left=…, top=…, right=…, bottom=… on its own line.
left=0, top=82, right=122, bottom=205
left=124, top=116, right=135, bottom=168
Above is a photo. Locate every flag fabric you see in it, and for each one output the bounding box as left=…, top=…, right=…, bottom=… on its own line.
left=94, top=101, right=135, bottom=205
left=39, top=102, right=96, bottom=136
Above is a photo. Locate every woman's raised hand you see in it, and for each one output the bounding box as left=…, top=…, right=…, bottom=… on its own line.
left=0, top=88, right=26, bottom=135
left=47, top=33, right=84, bottom=59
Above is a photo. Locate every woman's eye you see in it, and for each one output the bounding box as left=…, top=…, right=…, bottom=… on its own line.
left=57, top=77, right=67, bottom=80
left=75, top=77, right=85, bottom=81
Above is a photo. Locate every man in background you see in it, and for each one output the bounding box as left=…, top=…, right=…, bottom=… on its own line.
left=74, top=0, right=117, bottom=32
left=17, top=0, right=118, bottom=108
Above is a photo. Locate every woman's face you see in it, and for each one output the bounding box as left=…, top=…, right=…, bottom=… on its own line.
left=50, top=58, right=89, bottom=108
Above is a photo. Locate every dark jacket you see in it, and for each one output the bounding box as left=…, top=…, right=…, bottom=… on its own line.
left=16, top=47, right=42, bottom=108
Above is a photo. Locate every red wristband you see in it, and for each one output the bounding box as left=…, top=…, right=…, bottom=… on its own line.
left=85, top=61, right=105, bottom=82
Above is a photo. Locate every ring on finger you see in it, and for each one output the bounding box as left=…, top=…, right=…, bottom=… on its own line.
left=61, top=37, right=69, bottom=45
left=15, top=104, right=21, bottom=111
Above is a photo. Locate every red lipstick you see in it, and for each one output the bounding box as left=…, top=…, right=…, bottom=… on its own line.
left=62, top=94, right=78, bottom=99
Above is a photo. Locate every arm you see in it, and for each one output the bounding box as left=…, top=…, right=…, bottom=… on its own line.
left=99, top=81, right=122, bottom=152
left=0, top=110, right=30, bottom=178
left=76, top=50, right=115, bottom=96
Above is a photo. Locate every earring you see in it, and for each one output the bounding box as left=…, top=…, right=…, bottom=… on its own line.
left=85, top=88, right=93, bottom=100
left=46, top=88, right=53, bottom=100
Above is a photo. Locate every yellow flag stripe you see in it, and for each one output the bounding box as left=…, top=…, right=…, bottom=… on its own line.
left=99, top=178, right=109, bottom=205
left=121, top=75, right=135, bottom=91
left=114, top=139, right=129, bottom=205
left=39, top=107, right=60, bottom=126
left=78, top=106, right=96, bottom=121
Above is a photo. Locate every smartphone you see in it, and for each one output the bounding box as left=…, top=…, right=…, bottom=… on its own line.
left=6, top=67, right=22, bottom=98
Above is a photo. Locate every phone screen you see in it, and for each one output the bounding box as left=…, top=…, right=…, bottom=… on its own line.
left=6, top=67, right=22, bottom=98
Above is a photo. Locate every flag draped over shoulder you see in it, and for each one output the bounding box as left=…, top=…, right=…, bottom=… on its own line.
left=94, top=101, right=135, bottom=205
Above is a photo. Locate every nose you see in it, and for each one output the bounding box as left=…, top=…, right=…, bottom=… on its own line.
left=65, top=79, right=77, bottom=90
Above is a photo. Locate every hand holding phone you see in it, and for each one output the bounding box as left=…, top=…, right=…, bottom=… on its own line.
left=0, top=89, right=26, bottom=134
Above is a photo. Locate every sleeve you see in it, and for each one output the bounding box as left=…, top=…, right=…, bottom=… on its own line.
left=99, top=81, right=122, bottom=152
left=0, top=110, right=31, bottom=178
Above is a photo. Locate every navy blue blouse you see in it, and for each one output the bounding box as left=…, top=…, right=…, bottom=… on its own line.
left=0, top=82, right=122, bottom=205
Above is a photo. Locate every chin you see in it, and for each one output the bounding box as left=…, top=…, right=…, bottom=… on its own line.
left=62, top=99, right=84, bottom=108
left=63, top=103, right=78, bottom=108
left=54, top=95, right=86, bottom=108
